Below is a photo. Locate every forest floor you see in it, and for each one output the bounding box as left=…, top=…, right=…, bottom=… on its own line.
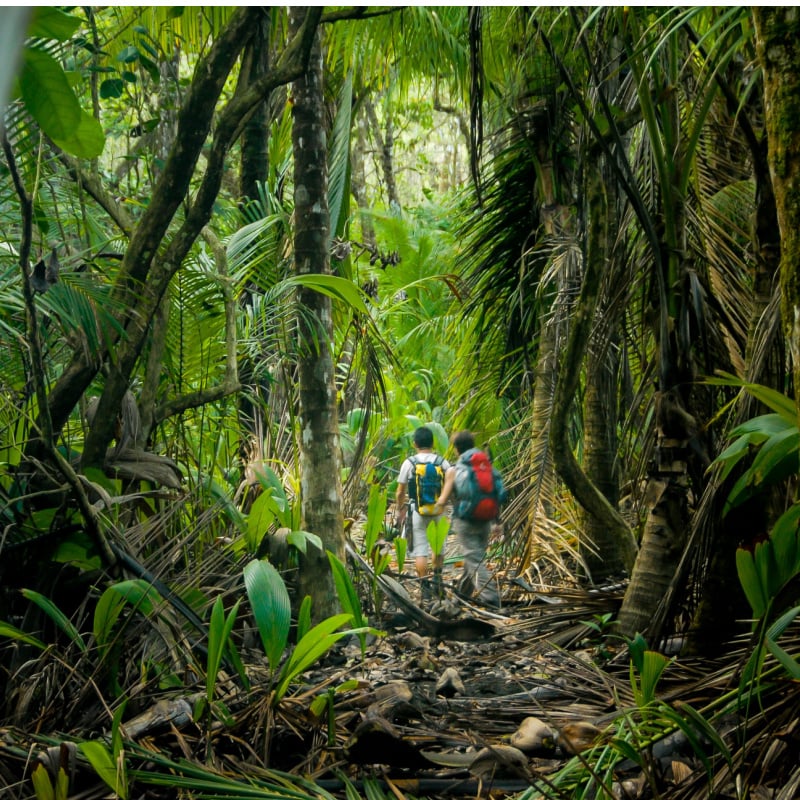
left=2, top=533, right=799, bottom=799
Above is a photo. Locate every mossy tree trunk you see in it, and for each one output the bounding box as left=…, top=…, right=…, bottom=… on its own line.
left=753, top=8, right=800, bottom=408
left=290, top=6, right=346, bottom=621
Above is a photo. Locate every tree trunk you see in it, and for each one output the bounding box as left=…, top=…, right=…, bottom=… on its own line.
left=753, top=8, right=800, bottom=408
left=364, top=97, right=399, bottom=209
left=550, top=163, right=638, bottom=574
left=351, top=109, right=376, bottom=248
left=23, top=8, right=320, bottom=471
left=239, top=12, right=272, bottom=205
left=582, top=328, right=623, bottom=581
left=289, top=7, right=346, bottom=622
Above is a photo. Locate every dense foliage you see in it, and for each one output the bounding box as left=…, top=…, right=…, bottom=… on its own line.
left=1, top=6, right=799, bottom=799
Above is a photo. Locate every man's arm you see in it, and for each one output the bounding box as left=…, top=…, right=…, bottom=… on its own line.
left=435, top=466, right=456, bottom=510
left=396, top=459, right=409, bottom=524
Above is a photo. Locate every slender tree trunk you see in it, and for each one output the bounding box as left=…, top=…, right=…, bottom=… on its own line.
left=351, top=109, right=376, bottom=248
left=550, top=162, right=638, bottom=574
left=582, top=323, right=623, bottom=581
left=524, top=116, right=565, bottom=571
left=289, top=7, right=345, bottom=621
left=364, top=97, right=399, bottom=209
left=240, top=12, right=272, bottom=205
left=618, top=50, right=698, bottom=638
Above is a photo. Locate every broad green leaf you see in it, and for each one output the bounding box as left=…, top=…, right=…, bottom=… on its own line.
left=729, top=413, right=793, bottom=439
left=712, top=435, right=754, bottom=483
left=748, top=427, right=800, bottom=487
left=754, top=538, right=781, bottom=603
left=706, top=373, right=798, bottom=424
left=770, top=505, right=800, bottom=586
left=286, top=530, right=323, bottom=555
left=364, top=483, right=387, bottom=553
left=93, top=580, right=156, bottom=648
left=328, top=552, right=365, bottom=629
left=22, top=588, right=87, bottom=652
left=19, top=48, right=81, bottom=141
left=425, top=516, right=449, bottom=556
left=766, top=637, right=800, bottom=679
left=30, top=762, right=55, bottom=800
left=52, top=530, right=102, bottom=571
left=28, top=7, right=81, bottom=40
left=243, top=559, right=290, bottom=672
left=117, top=46, right=140, bottom=63
left=206, top=596, right=240, bottom=700
left=79, top=741, right=126, bottom=799
left=0, top=621, right=45, bottom=649
left=282, top=274, right=370, bottom=314
left=275, top=618, right=358, bottom=701
left=100, top=78, right=124, bottom=99
left=736, top=547, right=767, bottom=619
left=245, top=490, right=277, bottom=551
left=394, top=536, right=407, bottom=573
left=296, top=595, right=313, bottom=641
left=633, top=650, right=671, bottom=706
left=51, top=109, right=105, bottom=159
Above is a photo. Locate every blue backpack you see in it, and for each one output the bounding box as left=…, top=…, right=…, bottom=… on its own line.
left=408, top=455, right=445, bottom=515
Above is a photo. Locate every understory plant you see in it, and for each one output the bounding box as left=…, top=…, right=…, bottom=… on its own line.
left=708, top=374, right=800, bottom=681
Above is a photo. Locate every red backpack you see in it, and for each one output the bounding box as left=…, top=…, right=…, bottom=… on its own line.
left=454, top=449, right=507, bottom=521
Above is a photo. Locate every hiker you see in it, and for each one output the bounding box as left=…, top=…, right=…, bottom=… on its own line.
left=396, top=426, right=450, bottom=599
left=436, top=430, right=507, bottom=608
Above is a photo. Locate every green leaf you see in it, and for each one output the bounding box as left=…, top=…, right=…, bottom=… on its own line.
left=297, top=595, right=313, bottom=641
left=364, top=483, right=387, bottom=554
left=328, top=552, right=366, bottom=630
left=275, top=614, right=354, bottom=700
left=117, top=46, right=140, bottom=63
left=736, top=548, right=767, bottom=619
left=206, top=596, right=240, bottom=701
left=705, top=373, right=798, bottom=423
left=0, top=621, right=45, bottom=649
left=425, top=516, right=449, bottom=556
left=245, top=490, right=277, bottom=551
left=93, top=580, right=156, bottom=648
left=394, top=536, right=407, bottom=574
left=770, top=505, right=800, bottom=588
left=79, top=741, right=126, bottom=799
left=286, top=530, right=323, bottom=555
left=51, top=109, right=105, bottom=159
left=30, top=762, right=55, bottom=800
left=100, top=78, right=124, bottom=99
left=328, top=70, right=353, bottom=246
left=749, top=427, right=800, bottom=489
left=627, top=633, right=648, bottom=674
left=282, top=274, right=370, bottom=314
left=28, top=7, right=81, bottom=40
left=243, top=559, right=290, bottom=672
left=633, top=650, right=671, bottom=706
left=20, top=48, right=81, bottom=141
left=22, top=588, right=87, bottom=652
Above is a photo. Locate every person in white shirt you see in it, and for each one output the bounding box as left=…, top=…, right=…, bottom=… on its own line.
left=395, top=426, right=450, bottom=600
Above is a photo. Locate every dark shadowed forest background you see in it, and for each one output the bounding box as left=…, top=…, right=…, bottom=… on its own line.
left=1, top=6, right=800, bottom=799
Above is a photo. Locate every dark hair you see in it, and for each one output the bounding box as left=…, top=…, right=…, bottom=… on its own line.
left=413, top=426, right=434, bottom=448
left=451, top=430, right=475, bottom=455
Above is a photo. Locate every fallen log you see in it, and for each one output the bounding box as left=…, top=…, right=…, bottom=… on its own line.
left=345, top=540, right=496, bottom=642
